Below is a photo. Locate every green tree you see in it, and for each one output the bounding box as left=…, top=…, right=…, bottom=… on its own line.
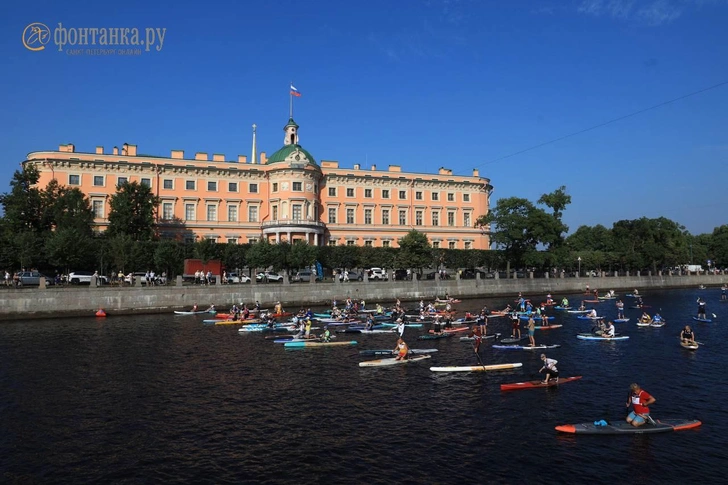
left=194, top=238, right=219, bottom=263
left=288, top=241, right=317, bottom=271
left=397, top=230, right=431, bottom=271
left=106, top=181, right=159, bottom=241
left=45, top=227, right=95, bottom=273
left=0, top=165, right=44, bottom=233
left=154, top=240, right=183, bottom=278
left=41, top=180, right=95, bottom=235
left=246, top=240, right=276, bottom=273
left=106, top=234, right=136, bottom=273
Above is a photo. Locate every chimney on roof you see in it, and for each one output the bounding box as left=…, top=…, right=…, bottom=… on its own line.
left=122, top=143, right=128, bottom=156
left=95, top=146, right=104, bottom=155
left=171, top=150, right=184, bottom=159
left=354, top=163, right=360, bottom=170
left=113, top=146, right=119, bottom=155
left=371, top=165, right=376, bottom=171
left=473, top=168, right=479, bottom=177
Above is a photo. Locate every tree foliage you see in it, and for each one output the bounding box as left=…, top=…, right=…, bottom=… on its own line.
left=106, top=181, right=159, bottom=241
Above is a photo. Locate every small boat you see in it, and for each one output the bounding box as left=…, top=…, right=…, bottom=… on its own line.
left=501, top=376, right=582, bottom=391
left=577, top=333, right=629, bottom=341
left=692, top=316, right=713, bottom=323
left=174, top=310, right=211, bottom=315
left=430, top=363, right=523, bottom=373
left=555, top=419, right=701, bottom=434
left=358, top=355, right=432, bottom=367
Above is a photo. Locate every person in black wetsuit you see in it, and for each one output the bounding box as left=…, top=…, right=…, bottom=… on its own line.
left=697, top=298, right=707, bottom=320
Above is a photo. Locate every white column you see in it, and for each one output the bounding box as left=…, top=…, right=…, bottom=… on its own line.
left=276, top=232, right=280, bottom=243
left=287, top=231, right=291, bottom=242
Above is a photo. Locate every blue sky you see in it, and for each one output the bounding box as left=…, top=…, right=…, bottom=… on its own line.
left=2, top=0, right=727, bottom=235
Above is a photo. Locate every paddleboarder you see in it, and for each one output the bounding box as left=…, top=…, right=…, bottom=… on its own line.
left=602, top=321, right=616, bottom=338
left=680, top=325, right=696, bottom=345
left=616, top=299, right=625, bottom=319
left=526, top=315, right=536, bottom=347
left=394, top=338, right=409, bottom=361
left=539, top=354, right=558, bottom=384
left=510, top=314, right=521, bottom=340
left=321, top=326, right=331, bottom=343
left=722, top=285, right=727, bottom=301
left=469, top=325, right=483, bottom=352
left=626, top=383, right=655, bottom=427
left=697, top=298, right=707, bottom=320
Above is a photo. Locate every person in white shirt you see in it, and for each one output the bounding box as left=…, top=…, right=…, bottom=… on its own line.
left=602, top=321, right=616, bottom=338
left=539, top=354, right=559, bottom=384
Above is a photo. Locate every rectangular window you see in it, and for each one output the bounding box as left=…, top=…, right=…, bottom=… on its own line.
left=433, top=241, right=440, bottom=249
left=207, top=181, right=217, bottom=191
left=185, top=204, right=195, bottom=221
left=92, top=200, right=103, bottom=218
left=292, top=204, right=302, bottom=220
left=93, top=176, right=104, bottom=186
left=447, top=193, right=454, bottom=202
left=204, top=236, right=218, bottom=242
left=206, top=205, right=217, bottom=221
left=248, top=206, right=258, bottom=222
left=464, top=241, right=472, bottom=250
left=328, top=208, right=336, bottom=224
left=329, top=239, right=337, bottom=246
left=382, top=209, right=390, bottom=225
left=449, top=241, right=456, bottom=249
left=228, top=182, right=238, bottom=192
left=328, top=187, right=336, bottom=197
left=364, top=240, right=373, bottom=247
left=382, top=240, right=390, bottom=248
left=415, top=210, right=423, bottom=226
left=248, top=237, right=258, bottom=244
left=347, top=208, right=354, bottom=224
left=364, top=188, right=372, bottom=198
left=249, top=183, right=258, bottom=193
left=163, top=179, right=173, bottom=190
left=227, top=238, right=237, bottom=244
left=185, top=180, right=195, bottom=190
left=399, top=210, right=406, bottom=225
left=162, top=203, right=173, bottom=220
left=399, top=190, right=406, bottom=200
left=347, top=188, right=354, bottom=197
left=415, top=191, right=422, bottom=200
left=228, top=206, right=238, bottom=222
left=347, top=240, right=355, bottom=246
left=432, top=192, right=439, bottom=201
left=117, top=176, right=127, bottom=187
left=382, top=189, right=390, bottom=199
left=364, top=209, right=372, bottom=224
left=448, top=211, right=455, bottom=226
left=464, top=193, right=470, bottom=202
left=292, top=182, right=302, bottom=191
left=141, top=178, right=151, bottom=187
left=272, top=205, right=278, bottom=220
left=432, top=212, right=439, bottom=226
left=272, top=182, right=279, bottom=192
left=464, top=213, right=471, bottom=227
left=69, top=174, right=80, bottom=185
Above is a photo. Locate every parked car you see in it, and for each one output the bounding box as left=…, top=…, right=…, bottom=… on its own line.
left=425, top=271, right=451, bottom=280
left=68, top=271, right=109, bottom=285
left=256, top=272, right=283, bottom=283
left=394, top=269, right=409, bottom=280
left=367, top=267, right=388, bottom=281
left=291, top=270, right=322, bottom=283
left=338, top=270, right=364, bottom=282
left=16, top=271, right=55, bottom=286
left=226, top=272, right=251, bottom=284
left=460, top=269, right=488, bottom=279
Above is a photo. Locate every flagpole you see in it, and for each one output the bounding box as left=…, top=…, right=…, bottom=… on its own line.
left=289, top=80, right=293, bottom=118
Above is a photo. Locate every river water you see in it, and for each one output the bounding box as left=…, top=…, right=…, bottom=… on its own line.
left=1, top=287, right=726, bottom=484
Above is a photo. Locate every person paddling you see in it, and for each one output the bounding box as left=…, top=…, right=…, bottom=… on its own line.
left=626, top=383, right=655, bottom=427
left=539, top=354, right=558, bottom=384
left=680, top=325, right=696, bottom=345
left=697, top=298, right=707, bottom=320
left=394, top=338, right=409, bottom=361
left=526, top=315, right=536, bottom=347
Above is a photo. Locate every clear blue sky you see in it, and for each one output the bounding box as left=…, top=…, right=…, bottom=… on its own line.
left=2, top=0, right=727, bottom=235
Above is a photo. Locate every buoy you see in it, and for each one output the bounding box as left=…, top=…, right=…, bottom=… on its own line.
left=95, top=309, right=107, bottom=317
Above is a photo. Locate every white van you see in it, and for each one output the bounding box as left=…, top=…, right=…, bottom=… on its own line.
left=368, top=268, right=388, bottom=280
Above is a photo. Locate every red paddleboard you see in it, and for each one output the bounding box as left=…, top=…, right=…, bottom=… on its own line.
left=583, top=300, right=600, bottom=303
left=534, top=324, right=563, bottom=330
left=500, top=376, right=583, bottom=391
left=429, top=326, right=469, bottom=334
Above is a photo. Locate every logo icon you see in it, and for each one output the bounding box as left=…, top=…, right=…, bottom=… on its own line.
left=22, top=22, right=51, bottom=51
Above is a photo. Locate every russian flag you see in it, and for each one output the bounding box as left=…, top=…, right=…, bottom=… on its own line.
left=290, top=84, right=301, bottom=97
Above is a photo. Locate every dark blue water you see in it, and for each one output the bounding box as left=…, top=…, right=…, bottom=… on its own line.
left=1, top=288, right=727, bottom=484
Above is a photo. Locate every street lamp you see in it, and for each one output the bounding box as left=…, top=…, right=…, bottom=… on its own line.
left=578, top=256, right=582, bottom=277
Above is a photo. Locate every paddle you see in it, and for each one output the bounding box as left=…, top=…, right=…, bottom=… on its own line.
left=472, top=342, right=487, bottom=371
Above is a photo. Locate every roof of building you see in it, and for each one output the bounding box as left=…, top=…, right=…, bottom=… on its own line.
left=266, top=144, right=317, bottom=166
left=285, top=117, right=299, bottom=128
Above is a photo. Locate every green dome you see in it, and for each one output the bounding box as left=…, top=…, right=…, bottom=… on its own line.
left=266, top=144, right=317, bottom=166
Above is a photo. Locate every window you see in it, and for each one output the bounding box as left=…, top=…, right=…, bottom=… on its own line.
left=415, top=191, right=422, bottom=200
left=272, top=205, right=278, bottom=220
left=364, top=209, right=372, bottom=224
left=347, top=240, right=355, bottom=246
left=93, top=176, right=104, bottom=186
left=382, top=189, right=390, bottom=199
left=292, top=182, right=302, bottom=191
left=184, top=236, right=195, bottom=244
left=328, top=239, right=337, bottom=246
left=382, top=209, right=390, bottom=225
left=464, top=213, right=471, bottom=227
left=464, top=241, right=472, bottom=250
left=204, top=236, right=218, bottom=242
left=364, top=188, right=372, bottom=198
left=227, top=238, right=237, bottom=244
left=432, top=212, right=439, bottom=226
left=447, top=193, right=454, bottom=202
left=228, top=206, right=238, bottom=222
left=399, top=210, right=406, bottom=225
left=328, top=187, right=336, bottom=196
left=162, top=203, right=173, bottom=220
left=206, top=205, right=217, bottom=221
left=433, top=241, right=440, bottom=249
left=207, top=181, right=217, bottom=191
left=248, top=237, right=258, bottom=244
left=249, top=183, right=258, bottom=193
left=328, top=208, right=336, bottom=224
left=69, top=174, right=80, bottom=185
left=273, top=182, right=279, bottom=192
left=432, top=192, right=439, bottom=201
left=141, top=178, right=151, bottom=187
left=185, top=204, right=195, bottom=220
left=163, top=179, right=173, bottom=190
left=292, top=204, right=302, bottom=220
left=449, top=241, right=456, bottom=249
left=185, top=180, right=195, bottom=190
left=382, top=240, right=390, bottom=248
left=346, top=208, right=354, bottom=224
left=415, top=210, right=423, bottom=226
left=347, top=188, right=354, bottom=197
left=448, top=211, right=455, bottom=226
left=117, top=176, right=127, bottom=187
left=364, top=240, right=373, bottom=247
left=92, top=200, right=103, bottom=218
left=463, top=193, right=470, bottom=202
left=399, top=190, right=406, bottom=200
left=248, top=206, right=258, bottom=222
left=228, top=182, right=238, bottom=192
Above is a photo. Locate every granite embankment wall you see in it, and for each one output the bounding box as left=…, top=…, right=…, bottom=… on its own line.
left=0, top=273, right=726, bottom=320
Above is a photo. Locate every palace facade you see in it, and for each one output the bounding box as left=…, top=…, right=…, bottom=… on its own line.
left=23, top=118, right=493, bottom=249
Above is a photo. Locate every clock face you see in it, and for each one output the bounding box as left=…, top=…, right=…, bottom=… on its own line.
left=305, top=183, right=313, bottom=192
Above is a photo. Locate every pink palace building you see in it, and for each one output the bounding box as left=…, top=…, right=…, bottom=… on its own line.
left=23, top=117, right=493, bottom=249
